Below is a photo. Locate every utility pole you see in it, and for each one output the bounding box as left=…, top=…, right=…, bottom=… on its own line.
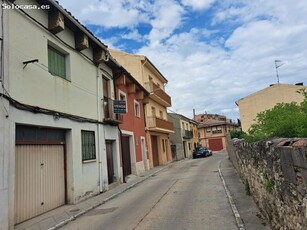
left=274, top=60, right=284, bottom=84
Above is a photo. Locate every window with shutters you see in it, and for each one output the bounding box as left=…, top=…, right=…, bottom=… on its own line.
left=81, top=131, right=96, bottom=161
left=48, top=45, right=67, bottom=79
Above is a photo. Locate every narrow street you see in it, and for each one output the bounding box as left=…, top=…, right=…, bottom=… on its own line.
left=61, top=153, right=238, bottom=230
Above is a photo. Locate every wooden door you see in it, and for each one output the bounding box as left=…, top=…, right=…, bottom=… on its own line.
left=151, top=135, right=159, bottom=167
left=122, top=136, right=132, bottom=178
left=106, top=141, right=114, bottom=184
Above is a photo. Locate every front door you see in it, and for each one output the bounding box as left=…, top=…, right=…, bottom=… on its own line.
left=151, top=135, right=159, bottom=167
left=122, top=136, right=132, bottom=178
left=106, top=141, right=114, bottom=184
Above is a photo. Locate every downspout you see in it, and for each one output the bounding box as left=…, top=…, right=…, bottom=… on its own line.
left=97, top=64, right=103, bottom=192
left=118, top=127, right=126, bottom=183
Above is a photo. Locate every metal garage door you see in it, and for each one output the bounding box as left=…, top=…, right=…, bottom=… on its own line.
left=15, top=145, right=65, bottom=224
left=15, top=126, right=65, bottom=224
left=208, top=138, right=223, bottom=151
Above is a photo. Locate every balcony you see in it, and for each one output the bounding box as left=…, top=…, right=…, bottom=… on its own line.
left=103, top=98, right=122, bottom=125
left=145, top=81, right=172, bottom=107
left=147, top=116, right=174, bottom=133
left=182, top=130, right=193, bottom=139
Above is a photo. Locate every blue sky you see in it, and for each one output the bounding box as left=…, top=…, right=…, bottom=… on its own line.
left=58, top=0, right=307, bottom=120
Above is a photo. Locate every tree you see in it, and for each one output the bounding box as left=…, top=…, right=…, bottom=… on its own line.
left=245, top=89, right=307, bottom=142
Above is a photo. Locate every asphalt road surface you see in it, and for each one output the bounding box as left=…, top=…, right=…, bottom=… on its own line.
left=61, top=153, right=238, bottom=230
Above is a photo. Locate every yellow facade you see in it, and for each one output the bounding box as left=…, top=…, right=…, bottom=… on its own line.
left=236, top=84, right=307, bottom=132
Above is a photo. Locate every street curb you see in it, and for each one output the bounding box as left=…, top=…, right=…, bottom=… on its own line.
left=49, top=166, right=168, bottom=230
left=218, top=160, right=245, bottom=230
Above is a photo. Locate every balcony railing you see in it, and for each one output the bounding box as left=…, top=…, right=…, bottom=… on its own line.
left=147, top=116, right=174, bottom=133
left=103, top=97, right=122, bottom=125
left=182, top=130, right=193, bottom=139
left=145, top=81, right=172, bottom=107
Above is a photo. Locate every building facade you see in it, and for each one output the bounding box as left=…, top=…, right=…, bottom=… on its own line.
left=195, top=114, right=239, bottom=151
left=110, top=49, right=174, bottom=168
left=115, top=68, right=150, bottom=178
left=168, top=113, right=194, bottom=160
left=236, top=83, right=307, bottom=132
left=0, top=1, right=123, bottom=228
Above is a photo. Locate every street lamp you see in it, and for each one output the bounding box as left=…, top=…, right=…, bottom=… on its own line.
left=274, top=60, right=284, bottom=84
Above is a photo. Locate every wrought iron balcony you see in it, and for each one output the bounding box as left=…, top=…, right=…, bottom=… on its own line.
left=103, top=97, right=122, bottom=125
left=182, top=130, right=193, bottom=139
left=147, top=116, right=174, bottom=133
left=145, top=81, right=172, bottom=107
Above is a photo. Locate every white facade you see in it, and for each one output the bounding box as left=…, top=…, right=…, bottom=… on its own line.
left=0, top=0, right=121, bottom=228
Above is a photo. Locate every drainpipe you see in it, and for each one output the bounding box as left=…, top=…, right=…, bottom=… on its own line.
left=97, top=64, right=104, bottom=192
left=118, top=127, right=126, bottom=183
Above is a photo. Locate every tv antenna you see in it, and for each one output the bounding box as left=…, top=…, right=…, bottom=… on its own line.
left=274, top=60, right=284, bottom=84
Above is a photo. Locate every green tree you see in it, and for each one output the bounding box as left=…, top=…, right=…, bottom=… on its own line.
left=230, top=130, right=246, bottom=139
left=245, top=89, right=307, bottom=142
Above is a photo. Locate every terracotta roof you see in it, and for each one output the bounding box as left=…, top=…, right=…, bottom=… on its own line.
left=198, top=120, right=238, bottom=128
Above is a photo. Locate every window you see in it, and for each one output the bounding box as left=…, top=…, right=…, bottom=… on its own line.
left=134, top=100, right=140, bottom=117
left=159, top=110, right=163, bottom=118
left=103, top=77, right=111, bottom=118
left=81, top=131, right=96, bottom=161
left=119, top=90, right=127, bottom=112
left=48, top=45, right=67, bottom=79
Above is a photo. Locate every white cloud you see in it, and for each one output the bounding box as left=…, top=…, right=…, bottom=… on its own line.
left=121, top=29, right=144, bottom=42
left=181, top=0, right=215, bottom=11
left=146, top=0, right=184, bottom=47
left=58, top=0, right=151, bottom=28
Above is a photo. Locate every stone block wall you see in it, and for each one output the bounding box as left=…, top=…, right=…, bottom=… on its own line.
left=226, top=136, right=307, bottom=230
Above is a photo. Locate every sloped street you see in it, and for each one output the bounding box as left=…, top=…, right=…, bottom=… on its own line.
left=60, top=153, right=246, bottom=230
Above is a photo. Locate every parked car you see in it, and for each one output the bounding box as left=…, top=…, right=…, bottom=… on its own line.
left=192, top=147, right=212, bottom=159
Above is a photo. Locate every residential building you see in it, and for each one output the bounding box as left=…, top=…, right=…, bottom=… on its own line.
left=196, top=114, right=239, bottom=151
left=168, top=113, right=195, bottom=160
left=190, top=119, right=200, bottom=150
left=236, top=83, right=307, bottom=132
left=114, top=67, right=150, bottom=178
left=110, top=49, right=174, bottom=168
left=0, top=1, right=123, bottom=227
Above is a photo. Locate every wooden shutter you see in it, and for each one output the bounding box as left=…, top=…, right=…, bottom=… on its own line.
left=48, top=46, right=66, bottom=79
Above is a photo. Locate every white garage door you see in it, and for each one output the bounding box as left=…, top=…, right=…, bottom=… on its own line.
left=15, top=145, right=65, bottom=224
left=15, top=126, right=66, bottom=224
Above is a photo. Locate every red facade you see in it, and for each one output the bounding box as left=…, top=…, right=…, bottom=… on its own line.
left=115, top=74, right=148, bottom=165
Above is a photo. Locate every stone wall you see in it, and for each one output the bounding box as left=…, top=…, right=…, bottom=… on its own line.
left=226, top=136, right=307, bottom=230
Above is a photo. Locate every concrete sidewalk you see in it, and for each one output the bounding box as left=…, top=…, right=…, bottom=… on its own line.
left=219, top=156, right=271, bottom=230
left=15, top=164, right=171, bottom=230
